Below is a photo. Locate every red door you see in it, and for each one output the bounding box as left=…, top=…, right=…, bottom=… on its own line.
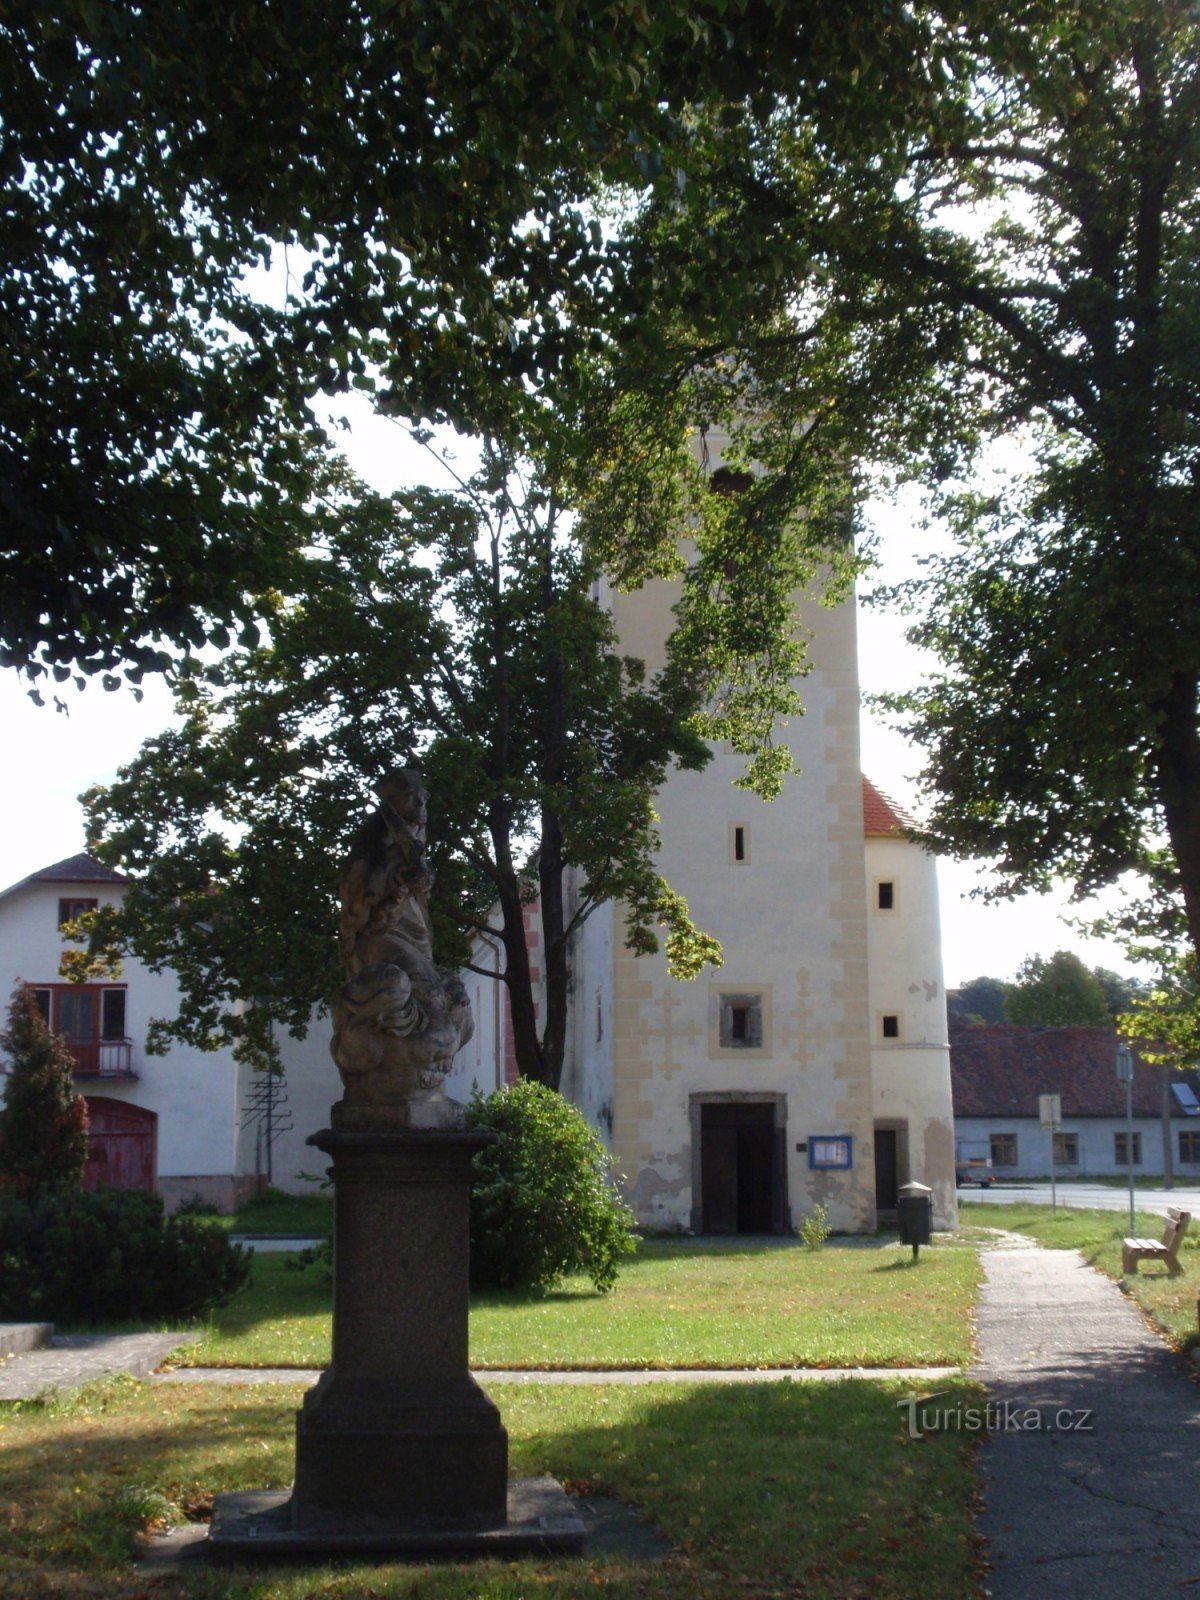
left=82, top=1098, right=157, bottom=1192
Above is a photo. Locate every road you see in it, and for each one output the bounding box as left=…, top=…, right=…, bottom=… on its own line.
left=958, top=1181, right=1200, bottom=1216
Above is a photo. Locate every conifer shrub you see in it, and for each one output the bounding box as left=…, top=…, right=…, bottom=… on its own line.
left=465, top=1080, right=637, bottom=1293
left=0, top=1186, right=251, bottom=1323
left=0, top=982, right=89, bottom=1196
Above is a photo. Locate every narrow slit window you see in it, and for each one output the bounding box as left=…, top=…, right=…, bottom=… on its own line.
left=734, top=826, right=746, bottom=861
left=877, top=881, right=895, bottom=910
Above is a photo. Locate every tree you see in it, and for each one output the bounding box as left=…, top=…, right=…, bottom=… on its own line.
left=2, top=0, right=956, bottom=681
left=0, top=984, right=89, bottom=1196
left=79, top=440, right=735, bottom=1088
left=1004, top=951, right=1110, bottom=1029
left=861, top=1, right=1200, bottom=961
left=947, top=976, right=1009, bottom=1025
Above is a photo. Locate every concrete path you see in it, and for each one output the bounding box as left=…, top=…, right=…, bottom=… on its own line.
left=0, top=1331, right=198, bottom=1401
left=973, top=1243, right=1200, bottom=1597
left=154, top=1363, right=961, bottom=1387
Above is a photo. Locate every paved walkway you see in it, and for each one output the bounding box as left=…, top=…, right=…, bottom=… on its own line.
left=154, top=1363, right=960, bottom=1387
left=0, top=1331, right=198, bottom=1401
left=973, top=1242, right=1200, bottom=1597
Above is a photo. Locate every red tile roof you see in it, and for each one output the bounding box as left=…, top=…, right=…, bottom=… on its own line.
left=862, top=776, right=919, bottom=837
left=0, top=852, right=127, bottom=901
left=950, top=1018, right=1200, bottom=1119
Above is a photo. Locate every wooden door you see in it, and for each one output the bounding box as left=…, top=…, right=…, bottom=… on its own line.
left=82, top=1098, right=156, bottom=1192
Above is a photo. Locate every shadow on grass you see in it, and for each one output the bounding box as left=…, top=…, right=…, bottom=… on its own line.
left=0, top=1375, right=986, bottom=1599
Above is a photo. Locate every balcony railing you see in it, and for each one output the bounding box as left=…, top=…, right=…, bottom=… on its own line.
left=68, top=1038, right=136, bottom=1078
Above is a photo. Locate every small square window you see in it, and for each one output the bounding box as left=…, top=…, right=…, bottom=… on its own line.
left=990, top=1133, right=1018, bottom=1166
left=1180, top=1130, right=1200, bottom=1163
left=877, top=881, right=895, bottom=910
left=719, top=993, right=764, bottom=1049
left=58, top=897, right=97, bottom=930
left=1114, top=1131, right=1142, bottom=1165
left=1053, top=1132, right=1079, bottom=1165
left=881, top=1014, right=900, bottom=1039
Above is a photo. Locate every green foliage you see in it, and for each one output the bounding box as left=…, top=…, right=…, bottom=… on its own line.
left=1005, top=951, right=1111, bottom=1028
left=82, top=443, right=722, bottom=1087
left=799, top=1203, right=831, bottom=1252
left=947, top=976, right=1008, bottom=1026
left=870, top=2, right=1200, bottom=962
left=465, top=1081, right=637, bottom=1293
left=0, top=984, right=89, bottom=1197
left=0, top=1186, right=251, bottom=1323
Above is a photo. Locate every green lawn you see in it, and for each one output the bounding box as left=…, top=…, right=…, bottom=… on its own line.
left=180, top=1235, right=980, bottom=1370
left=961, top=1200, right=1200, bottom=1348
left=0, top=1373, right=985, bottom=1599
left=213, top=1187, right=334, bottom=1237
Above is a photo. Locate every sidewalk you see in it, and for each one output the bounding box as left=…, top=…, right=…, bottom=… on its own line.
left=0, top=1331, right=198, bottom=1401
left=973, top=1241, right=1200, bottom=1597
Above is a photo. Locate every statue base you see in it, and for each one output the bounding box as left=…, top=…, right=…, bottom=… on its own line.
left=205, top=1126, right=583, bottom=1559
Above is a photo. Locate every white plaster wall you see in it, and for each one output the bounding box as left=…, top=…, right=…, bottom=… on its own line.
left=445, top=933, right=506, bottom=1106
left=955, top=1114, right=1185, bottom=1179
left=865, top=836, right=957, bottom=1229
left=608, top=576, right=878, bottom=1235
left=561, top=894, right=615, bottom=1146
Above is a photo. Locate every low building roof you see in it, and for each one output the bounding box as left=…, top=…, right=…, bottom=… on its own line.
left=950, top=1018, right=1200, bottom=1120
left=0, top=852, right=127, bottom=903
left=862, top=776, right=920, bottom=838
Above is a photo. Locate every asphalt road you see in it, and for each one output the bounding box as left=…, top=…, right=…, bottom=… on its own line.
left=959, top=1180, right=1200, bottom=1215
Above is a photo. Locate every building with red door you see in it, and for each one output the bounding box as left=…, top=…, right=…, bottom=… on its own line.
left=0, top=852, right=339, bottom=1209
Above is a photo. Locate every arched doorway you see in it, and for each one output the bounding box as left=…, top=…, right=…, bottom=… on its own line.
left=82, top=1097, right=157, bottom=1192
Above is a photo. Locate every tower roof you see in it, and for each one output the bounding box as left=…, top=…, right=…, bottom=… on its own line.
left=862, top=776, right=919, bottom=838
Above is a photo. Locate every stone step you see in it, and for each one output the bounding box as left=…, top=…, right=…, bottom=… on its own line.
left=0, top=1323, right=53, bottom=1358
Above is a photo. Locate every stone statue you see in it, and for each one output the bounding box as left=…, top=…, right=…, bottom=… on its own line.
left=330, top=771, right=472, bottom=1129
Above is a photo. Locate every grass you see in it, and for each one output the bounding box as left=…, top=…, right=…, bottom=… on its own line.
left=0, top=1372, right=985, bottom=1599
left=961, top=1200, right=1200, bottom=1349
left=179, top=1235, right=981, bottom=1371
left=212, top=1188, right=334, bottom=1237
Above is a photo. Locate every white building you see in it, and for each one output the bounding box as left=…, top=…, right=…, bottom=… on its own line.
left=0, top=853, right=340, bottom=1209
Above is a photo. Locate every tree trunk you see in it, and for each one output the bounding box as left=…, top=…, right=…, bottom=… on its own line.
left=1151, top=671, right=1200, bottom=966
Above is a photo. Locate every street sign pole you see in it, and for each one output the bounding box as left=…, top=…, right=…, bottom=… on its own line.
left=1039, top=1094, right=1062, bottom=1213
left=1116, top=1044, right=1135, bottom=1232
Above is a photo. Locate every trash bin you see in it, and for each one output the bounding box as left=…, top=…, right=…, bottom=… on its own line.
left=896, top=1180, right=933, bottom=1261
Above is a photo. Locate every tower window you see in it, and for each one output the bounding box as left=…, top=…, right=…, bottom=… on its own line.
left=729, top=822, right=750, bottom=864
left=719, top=993, right=764, bottom=1049
left=877, top=881, right=895, bottom=910
left=882, top=1014, right=900, bottom=1039
left=58, top=897, right=97, bottom=929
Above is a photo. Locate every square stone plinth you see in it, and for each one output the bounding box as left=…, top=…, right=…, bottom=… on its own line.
left=208, top=1477, right=585, bottom=1561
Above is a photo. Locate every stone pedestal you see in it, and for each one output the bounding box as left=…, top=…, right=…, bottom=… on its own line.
left=208, top=1126, right=584, bottom=1560
left=290, top=1127, right=506, bottom=1531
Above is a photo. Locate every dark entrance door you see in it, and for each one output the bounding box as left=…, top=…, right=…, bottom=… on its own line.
left=874, top=1127, right=899, bottom=1210
left=700, top=1103, right=781, bottom=1233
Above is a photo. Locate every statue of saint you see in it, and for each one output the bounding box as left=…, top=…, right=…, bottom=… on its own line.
left=330, top=771, right=472, bottom=1128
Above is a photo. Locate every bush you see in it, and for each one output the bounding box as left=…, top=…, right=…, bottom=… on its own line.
left=0, top=1186, right=251, bottom=1323
left=0, top=983, right=89, bottom=1196
left=800, top=1203, right=831, bottom=1251
left=465, top=1080, right=637, bottom=1293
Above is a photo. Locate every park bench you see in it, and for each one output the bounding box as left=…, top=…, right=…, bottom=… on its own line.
left=1122, top=1207, right=1191, bottom=1277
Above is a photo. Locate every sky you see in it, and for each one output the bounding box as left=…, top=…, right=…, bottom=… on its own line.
left=0, top=401, right=1139, bottom=988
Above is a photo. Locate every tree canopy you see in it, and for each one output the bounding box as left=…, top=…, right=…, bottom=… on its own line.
left=872, top=0, right=1200, bottom=962
left=2, top=0, right=960, bottom=682
left=1004, top=950, right=1111, bottom=1028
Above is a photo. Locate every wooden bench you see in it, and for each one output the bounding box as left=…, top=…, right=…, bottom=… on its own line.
left=1122, top=1207, right=1191, bottom=1277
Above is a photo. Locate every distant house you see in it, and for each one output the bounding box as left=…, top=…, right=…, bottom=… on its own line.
left=0, top=852, right=340, bottom=1209
left=950, top=1018, right=1200, bottom=1180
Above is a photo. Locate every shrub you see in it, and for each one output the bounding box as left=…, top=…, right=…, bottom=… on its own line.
left=465, top=1080, right=637, bottom=1293
left=0, top=982, right=89, bottom=1196
left=0, top=1186, right=251, bottom=1323
left=800, top=1203, right=832, bottom=1252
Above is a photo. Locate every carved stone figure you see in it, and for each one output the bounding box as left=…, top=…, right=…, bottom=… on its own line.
left=330, top=771, right=472, bottom=1128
